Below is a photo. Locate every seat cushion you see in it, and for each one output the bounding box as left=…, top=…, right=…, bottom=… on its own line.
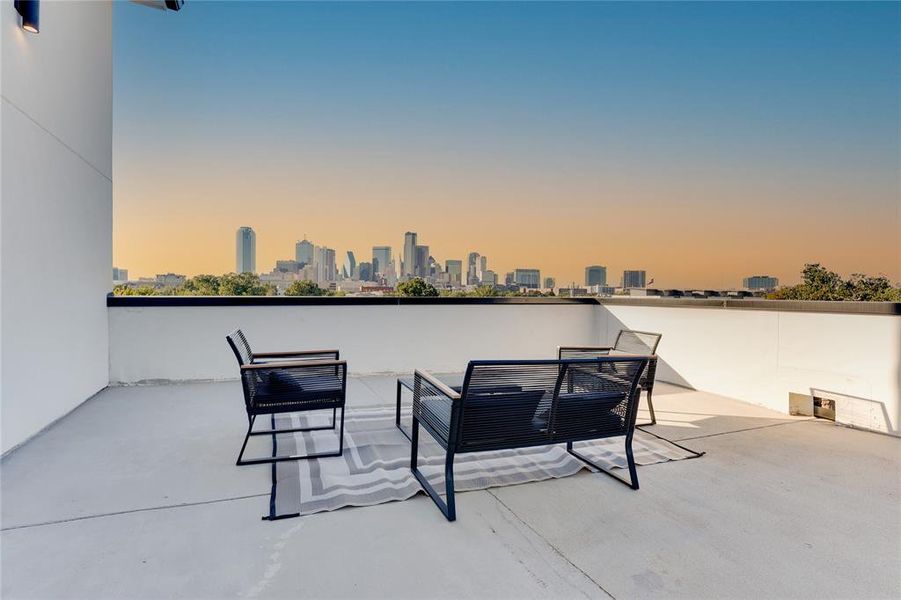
left=533, top=390, right=626, bottom=430
left=267, top=371, right=304, bottom=393
left=460, top=390, right=548, bottom=449
left=252, top=372, right=343, bottom=413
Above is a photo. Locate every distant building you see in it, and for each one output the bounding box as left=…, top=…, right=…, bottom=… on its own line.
left=358, top=261, right=373, bottom=282
left=275, top=260, right=301, bottom=273
left=235, top=226, right=256, bottom=274
left=360, top=284, right=395, bottom=294
left=414, top=245, right=430, bottom=278
left=112, top=267, right=128, bottom=283
left=467, top=252, right=481, bottom=285
left=504, top=272, right=515, bottom=286
left=585, top=265, right=607, bottom=287
left=372, top=246, right=392, bottom=278
left=478, top=256, right=488, bottom=281
left=559, top=287, right=588, bottom=297
left=544, top=277, right=556, bottom=289
left=514, top=268, right=541, bottom=289
left=445, top=259, right=463, bottom=285
left=155, top=273, right=186, bottom=287
left=743, top=275, right=779, bottom=292
left=317, top=247, right=337, bottom=282
left=428, top=255, right=442, bottom=279
left=295, top=239, right=314, bottom=266
left=628, top=288, right=663, bottom=297
left=623, top=270, right=647, bottom=289
left=481, top=270, right=498, bottom=286
left=403, top=232, right=417, bottom=278
left=343, top=251, right=357, bottom=280
left=593, top=285, right=617, bottom=296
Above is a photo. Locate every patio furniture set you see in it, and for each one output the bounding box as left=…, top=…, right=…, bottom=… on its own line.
left=226, top=328, right=662, bottom=521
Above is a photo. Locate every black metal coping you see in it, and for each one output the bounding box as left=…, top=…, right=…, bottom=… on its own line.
left=106, top=294, right=900, bottom=315
left=106, top=294, right=597, bottom=306
left=596, top=297, right=901, bottom=315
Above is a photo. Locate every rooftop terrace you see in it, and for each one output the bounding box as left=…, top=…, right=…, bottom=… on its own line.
left=2, top=375, right=899, bottom=599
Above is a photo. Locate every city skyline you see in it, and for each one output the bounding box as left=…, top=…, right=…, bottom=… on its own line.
left=113, top=2, right=899, bottom=287
left=117, top=223, right=880, bottom=291
left=200, top=225, right=780, bottom=293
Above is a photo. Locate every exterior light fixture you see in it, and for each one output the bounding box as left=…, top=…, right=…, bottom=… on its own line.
left=132, top=0, right=183, bottom=11
left=14, top=0, right=39, bottom=34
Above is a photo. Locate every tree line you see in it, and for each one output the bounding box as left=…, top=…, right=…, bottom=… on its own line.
left=113, top=265, right=899, bottom=301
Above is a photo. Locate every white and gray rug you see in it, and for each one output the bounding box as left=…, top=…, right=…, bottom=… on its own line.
left=262, top=406, right=703, bottom=520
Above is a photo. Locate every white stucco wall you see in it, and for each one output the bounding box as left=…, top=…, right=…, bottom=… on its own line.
left=107, top=301, right=899, bottom=435
left=1, top=2, right=113, bottom=453
left=108, top=304, right=602, bottom=382
left=599, top=304, right=901, bottom=435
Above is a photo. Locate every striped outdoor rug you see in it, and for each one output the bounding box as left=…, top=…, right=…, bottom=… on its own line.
left=265, top=406, right=702, bottom=520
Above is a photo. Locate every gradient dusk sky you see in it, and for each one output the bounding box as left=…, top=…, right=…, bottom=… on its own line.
left=113, top=1, right=900, bottom=288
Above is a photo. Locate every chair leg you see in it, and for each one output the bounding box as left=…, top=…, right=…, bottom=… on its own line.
left=625, top=437, right=639, bottom=490
left=337, top=406, right=345, bottom=457
left=646, top=388, right=657, bottom=426
left=567, top=439, right=639, bottom=490
left=410, top=417, right=457, bottom=521
left=444, top=451, right=457, bottom=521
left=237, top=408, right=345, bottom=466
left=396, top=380, right=402, bottom=429
left=236, top=414, right=256, bottom=466
left=395, top=380, right=412, bottom=442
left=410, top=416, right=419, bottom=469
left=247, top=409, right=337, bottom=436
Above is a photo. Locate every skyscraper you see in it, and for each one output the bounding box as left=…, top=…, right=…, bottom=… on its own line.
left=623, top=270, right=647, bottom=288
left=403, top=232, right=417, bottom=278
left=478, top=256, right=488, bottom=281
left=235, top=226, right=256, bottom=274
left=343, top=251, right=357, bottom=280
left=295, top=239, right=314, bottom=266
left=414, top=245, right=430, bottom=278
left=514, top=268, right=541, bottom=289
left=544, top=277, right=556, bottom=289
left=319, top=247, right=337, bottom=282
left=467, top=252, right=480, bottom=285
left=358, top=262, right=373, bottom=282
left=445, top=259, right=463, bottom=285
left=585, top=265, right=607, bottom=287
left=372, top=246, right=392, bottom=278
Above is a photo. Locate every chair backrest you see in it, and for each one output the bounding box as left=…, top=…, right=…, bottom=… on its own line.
left=226, top=329, right=253, bottom=366
left=456, top=356, right=647, bottom=451
left=458, top=360, right=564, bottom=451
left=550, top=357, right=646, bottom=443
left=614, top=330, right=662, bottom=355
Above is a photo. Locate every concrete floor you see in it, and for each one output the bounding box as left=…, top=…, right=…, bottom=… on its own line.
left=2, top=377, right=899, bottom=599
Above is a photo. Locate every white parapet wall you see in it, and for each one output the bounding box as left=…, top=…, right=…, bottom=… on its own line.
left=107, top=298, right=900, bottom=437
left=598, top=300, right=901, bottom=436
left=108, top=300, right=602, bottom=382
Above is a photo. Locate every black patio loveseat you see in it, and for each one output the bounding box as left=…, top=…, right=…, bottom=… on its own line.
left=226, top=329, right=347, bottom=466
left=409, top=356, right=650, bottom=521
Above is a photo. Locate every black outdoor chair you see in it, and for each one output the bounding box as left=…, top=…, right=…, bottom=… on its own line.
left=559, top=330, right=662, bottom=425
left=226, top=329, right=347, bottom=466
left=410, top=356, right=648, bottom=521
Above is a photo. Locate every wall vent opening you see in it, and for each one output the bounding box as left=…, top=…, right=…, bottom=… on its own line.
left=813, top=397, right=836, bottom=421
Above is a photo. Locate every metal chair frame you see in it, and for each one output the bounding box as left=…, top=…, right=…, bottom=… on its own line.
left=227, top=330, right=347, bottom=465
left=410, top=356, right=648, bottom=521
